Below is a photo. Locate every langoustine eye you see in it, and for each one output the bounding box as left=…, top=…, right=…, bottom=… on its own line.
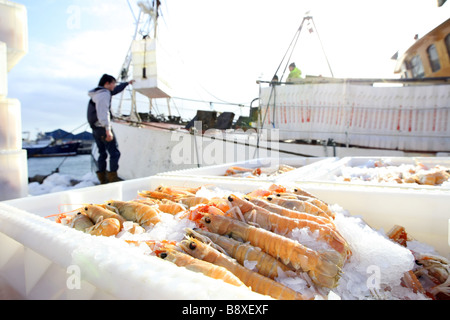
left=189, top=242, right=197, bottom=250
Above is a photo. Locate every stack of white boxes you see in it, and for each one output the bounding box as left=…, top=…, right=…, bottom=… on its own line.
left=0, top=0, right=28, bottom=201
left=260, top=81, right=450, bottom=152
left=131, top=37, right=173, bottom=99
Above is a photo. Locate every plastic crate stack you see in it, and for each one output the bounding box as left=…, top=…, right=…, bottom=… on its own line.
left=0, top=0, right=28, bottom=201
left=131, top=37, right=173, bottom=99
left=260, top=82, right=450, bottom=152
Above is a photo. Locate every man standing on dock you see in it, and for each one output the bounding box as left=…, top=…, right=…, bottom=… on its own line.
left=87, top=74, right=134, bottom=184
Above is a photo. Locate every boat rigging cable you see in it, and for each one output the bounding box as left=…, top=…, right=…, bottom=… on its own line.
left=255, top=15, right=334, bottom=156
left=119, top=0, right=248, bottom=121
left=52, top=122, right=91, bottom=174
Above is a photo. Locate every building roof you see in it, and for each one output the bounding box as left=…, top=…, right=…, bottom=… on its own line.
left=45, top=129, right=93, bottom=141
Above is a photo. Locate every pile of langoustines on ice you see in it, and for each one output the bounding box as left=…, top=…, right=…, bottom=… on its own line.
left=335, top=159, right=450, bottom=187
left=58, top=184, right=447, bottom=300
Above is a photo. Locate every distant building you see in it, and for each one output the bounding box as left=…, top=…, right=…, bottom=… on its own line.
left=45, top=129, right=93, bottom=141
left=73, top=131, right=94, bottom=141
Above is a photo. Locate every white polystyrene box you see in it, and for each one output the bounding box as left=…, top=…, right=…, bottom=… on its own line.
left=0, top=98, right=21, bottom=150
left=0, top=0, right=28, bottom=71
left=5, top=173, right=449, bottom=257
left=0, top=42, right=7, bottom=97
left=154, top=174, right=448, bottom=258
left=133, top=77, right=172, bottom=99
left=298, top=183, right=450, bottom=258
left=0, top=149, right=28, bottom=201
left=0, top=205, right=268, bottom=300
left=2, top=174, right=449, bottom=300
left=0, top=176, right=272, bottom=300
left=131, top=38, right=172, bottom=99
left=158, top=157, right=337, bottom=183
left=302, top=156, right=450, bottom=191
left=289, top=157, right=450, bottom=257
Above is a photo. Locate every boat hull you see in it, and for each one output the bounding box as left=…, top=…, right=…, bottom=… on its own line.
left=109, top=81, right=450, bottom=180
left=25, top=142, right=80, bottom=158
left=111, top=120, right=421, bottom=181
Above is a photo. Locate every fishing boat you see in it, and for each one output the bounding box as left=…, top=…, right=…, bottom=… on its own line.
left=103, top=1, right=450, bottom=181
left=394, top=18, right=450, bottom=79
left=23, top=133, right=80, bottom=158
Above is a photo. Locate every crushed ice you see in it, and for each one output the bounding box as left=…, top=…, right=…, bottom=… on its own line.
left=330, top=204, right=428, bottom=300
left=35, top=177, right=435, bottom=300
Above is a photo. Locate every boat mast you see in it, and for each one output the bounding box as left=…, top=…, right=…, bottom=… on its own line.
left=276, top=14, right=334, bottom=82
left=116, top=0, right=161, bottom=121
left=256, top=13, right=334, bottom=156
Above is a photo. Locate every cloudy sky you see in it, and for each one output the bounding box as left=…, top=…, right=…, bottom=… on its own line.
left=5, top=0, right=449, bottom=138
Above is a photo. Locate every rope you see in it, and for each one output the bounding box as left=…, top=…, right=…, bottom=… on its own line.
left=172, top=96, right=248, bottom=108
left=53, top=157, right=69, bottom=174
left=310, top=18, right=334, bottom=78
left=254, top=15, right=332, bottom=155
left=254, top=16, right=309, bottom=151
left=280, top=26, right=303, bottom=82
left=273, top=22, right=303, bottom=80
left=115, top=116, right=318, bottom=159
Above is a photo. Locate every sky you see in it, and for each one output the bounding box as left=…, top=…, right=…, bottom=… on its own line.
left=4, top=0, right=449, bottom=139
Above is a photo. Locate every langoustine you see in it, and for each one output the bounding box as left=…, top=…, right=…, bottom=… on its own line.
left=226, top=195, right=350, bottom=259
left=186, top=228, right=296, bottom=280
left=387, top=225, right=450, bottom=300
left=87, top=218, right=121, bottom=237
left=50, top=209, right=122, bottom=237
left=81, top=204, right=127, bottom=227
left=138, top=185, right=201, bottom=201
left=264, top=194, right=335, bottom=220
left=180, top=237, right=313, bottom=300
left=242, top=196, right=334, bottom=226
left=153, top=241, right=248, bottom=288
left=188, top=204, right=343, bottom=289
left=105, top=200, right=161, bottom=228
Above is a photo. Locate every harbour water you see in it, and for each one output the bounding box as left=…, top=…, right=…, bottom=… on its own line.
left=26, top=154, right=99, bottom=196
left=27, top=154, right=95, bottom=180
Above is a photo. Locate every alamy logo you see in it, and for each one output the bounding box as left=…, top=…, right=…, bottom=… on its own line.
left=366, top=265, right=381, bottom=290
left=66, top=265, right=81, bottom=290
left=170, top=121, right=281, bottom=167
left=66, top=5, right=81, bottom=30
